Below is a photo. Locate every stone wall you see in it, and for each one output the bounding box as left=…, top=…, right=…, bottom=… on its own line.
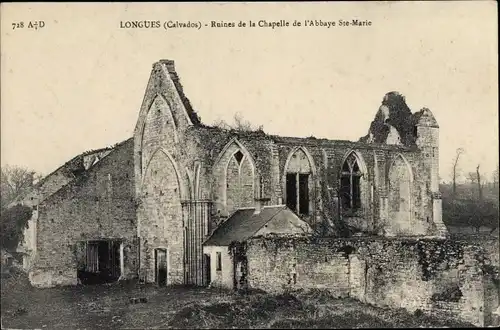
left=134, top=61, right=214, bottom=286
left=138, top=148, right=184, bottom=284
left=132, top=60, right=447, bottom=287
left=245, top=236, right=499, bottom=327
left=246, top=237, right=350, bottom=296
left=193, top=125, right=435, bottom=237
left=31, top=139, right=138, bottom=288
left=135, top=122, right=442, bottom=286
left=451, top=235, right=499, bottom=268
left=35, top=172, right=71, bottom=203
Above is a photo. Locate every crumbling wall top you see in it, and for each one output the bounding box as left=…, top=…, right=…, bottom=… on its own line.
left=360, top=91, right=434, bottom=146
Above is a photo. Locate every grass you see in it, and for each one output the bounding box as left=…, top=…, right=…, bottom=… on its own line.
left=1, top=269, right=475, bottom=329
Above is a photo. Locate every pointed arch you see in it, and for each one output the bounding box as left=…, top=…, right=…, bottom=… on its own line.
left=339, top=150, right=368, bottom=212
left=134, top=62, right=194, bottom=146
left=389, top=153, right=414, bottom=183
left=141, top=148, right=187, bottom=200
left=136, top=93, right=181, bottom=187
left=283, top=146, right=318, bottom=175
left=140, top=93, right=179, bottom=145
left=214, top=137, right=257, bottom=173
left=388, top=153, right=413, bottom=233
left=283, top=146, right=316, bottom=216
left=340, top=149, right=368, bottom=175
left=212, top=138, right=259, bottom=215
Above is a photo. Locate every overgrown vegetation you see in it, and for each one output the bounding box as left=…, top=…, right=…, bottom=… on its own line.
left=442, top=148, right=499, bottom=234
left=0, top=204, right=33, bottom=250
left=212, top=113, right=264, bottom=133
left=167, top=289, right=474, bottom=329
left=228, top=241, right=249, bottom=291
left=1, top=165, right=41, bottom=251
left=415, top=239, right=464, bottom=281
left=359, top=91, right=416, bottom=146
left=441, top=181, right=499, bottom=234
left=1, top=267, right=477, bottom=329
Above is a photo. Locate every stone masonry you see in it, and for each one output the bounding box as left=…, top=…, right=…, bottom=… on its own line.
left=244, top=236, right=499, bottom=327
left=22, top=139, right=138, bottom=287
left=18, top=59, right=455, bottom=292
left=14, top=59, right=497, bottom=326
left=133, top=59, right=448, bottom=286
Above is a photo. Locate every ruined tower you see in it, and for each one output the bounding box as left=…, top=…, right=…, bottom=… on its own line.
left=414, top=107, right=447, bottom=237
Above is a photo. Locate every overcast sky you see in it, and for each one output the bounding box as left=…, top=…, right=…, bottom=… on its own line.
left=1, top=2, right=498, bottom=182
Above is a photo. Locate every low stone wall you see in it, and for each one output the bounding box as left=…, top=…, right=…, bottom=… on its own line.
left=29, top=268, right=79, bottom=288
left=246, top=238, right=350, bottom=296
left=450, top=235, right=499, bottom=268
left=245, top=236, right=500, bottom=327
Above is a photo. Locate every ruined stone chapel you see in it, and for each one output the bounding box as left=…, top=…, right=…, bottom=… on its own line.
left=18, top=59, right=448, bottom=288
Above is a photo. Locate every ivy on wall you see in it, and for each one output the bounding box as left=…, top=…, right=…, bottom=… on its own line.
left=246, top=236, right=495, bottom=284
left=228, top=241, right=249, bottom=292
left=415, top=240, right=464, bottom=281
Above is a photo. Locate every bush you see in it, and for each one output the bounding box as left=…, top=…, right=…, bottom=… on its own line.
left=442, top=197, right=499, bottom=232
left=0, top=205, right=32, bottom=250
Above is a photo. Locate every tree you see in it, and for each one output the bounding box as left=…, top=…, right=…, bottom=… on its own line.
left=468, top=199, right=498, bottom=233
left=442, top=196, right=498, bottom=234
left=467, top=165, right=483, bottom=201
left=212, top=113, right=263, bottom=132
left=451, top=148, right=465, bottom=197
left=0, top=165, right=42, bottom=209
left=0, top=204, right=32, bottom=250
left=476, top=164, right=483, bottom=201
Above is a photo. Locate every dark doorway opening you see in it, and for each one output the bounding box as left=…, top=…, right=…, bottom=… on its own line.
left=77, top=240, right=121, bottom=285
left=204, top=254, right=211, bottom=287
left=286, top=173, right=297, bottom=212
left=155, top=248, right=168, bottom=287
left=298, top=174, right=310, bottom=215
left=286, top=173, right=310, bottom=215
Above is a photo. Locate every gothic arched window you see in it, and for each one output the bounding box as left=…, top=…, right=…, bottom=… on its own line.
left=340, top=153, right=363, bottom=211
left=285, top=148, right=313, bottom=216
left=226, top=150, right=254, bottom=213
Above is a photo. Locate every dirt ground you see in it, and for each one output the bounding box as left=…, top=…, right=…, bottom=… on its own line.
left=1, top=270, right=474, bottom=329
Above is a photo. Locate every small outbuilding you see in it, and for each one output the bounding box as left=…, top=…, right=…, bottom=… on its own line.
left=202, top=203, right=312, bottom=290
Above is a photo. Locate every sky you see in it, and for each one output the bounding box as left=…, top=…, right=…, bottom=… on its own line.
left=1, top=2, right=498, bottom=183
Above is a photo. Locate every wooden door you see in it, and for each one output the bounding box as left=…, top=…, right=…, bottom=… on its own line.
left=155, top=249, right=167, bottom=286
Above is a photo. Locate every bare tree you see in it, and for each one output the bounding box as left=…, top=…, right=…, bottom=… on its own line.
left=476, top=164, right=483, bottom=201
left=211, top=119, right=232, bottom=130
left=233, top=113, right=254, bottom=131
left=213, top=113, right=263, bottom=132
left=1, top=165, right=42, bottom=209
left=467, top=165, right=484, bottom=201
left=467, top=171, right=477, bottom=184
left=451, top=148, right=465, bottom=197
